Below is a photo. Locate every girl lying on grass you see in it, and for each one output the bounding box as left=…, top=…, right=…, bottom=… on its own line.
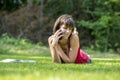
left=48, top=14, right=91, bottom=64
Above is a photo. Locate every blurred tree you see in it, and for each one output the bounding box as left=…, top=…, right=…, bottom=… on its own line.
left=27, top=0, right=33, bottom=9
left=78, top=0, right=120, bottom=51
left=0, top=0, right=25, bottom=11
left=40, top=0, right=44, bottom=27
left=0, top=0, right=120, bottom=52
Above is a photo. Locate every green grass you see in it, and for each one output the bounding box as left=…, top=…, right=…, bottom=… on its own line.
left=0, top=36, right=120, bottom=80
left=0, top=54, right=120, bottom=80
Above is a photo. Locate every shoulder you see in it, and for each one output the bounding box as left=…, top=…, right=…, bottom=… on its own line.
left=71, top=32, right=79, bottom=41
left=70, top=32, right=79, bottom=46
left=71, top=28, right=79, bottom=39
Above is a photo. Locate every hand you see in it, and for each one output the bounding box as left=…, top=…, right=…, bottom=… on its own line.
left=51, top=30, right=63, bottom=46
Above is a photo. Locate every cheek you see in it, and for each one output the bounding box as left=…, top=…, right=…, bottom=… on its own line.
left=68, top=30, right=72, bottom=34
left=66, top=30, right=72, bottom=35
left=66, top=29, right=71, bottom=33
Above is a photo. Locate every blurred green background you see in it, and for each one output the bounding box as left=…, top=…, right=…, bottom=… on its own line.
left=0, top=0, right=120, bottom=53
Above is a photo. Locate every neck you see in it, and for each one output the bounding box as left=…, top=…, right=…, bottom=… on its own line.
left=58, top=38, right=70, bottom=56
left=58, top=38, right=68, bottom=45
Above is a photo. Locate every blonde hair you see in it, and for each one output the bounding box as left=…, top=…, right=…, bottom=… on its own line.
left=53, top=14, right=76, bottom=34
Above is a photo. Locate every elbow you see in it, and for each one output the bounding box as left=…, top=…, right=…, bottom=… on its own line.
left=66, top=59, right=75, bottom=63
left=53, top=60, right=61, bottom=63
left=69, top=60, right=75, bottom=63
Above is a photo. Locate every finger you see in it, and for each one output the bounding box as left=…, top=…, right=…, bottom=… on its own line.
left=58, top=35, right=63, bottom=40
left=54, top=30, right=59, bottom=35
left=56, top=31, right=63, bottom=37
left=54, top=29, right=62, bottom=36
left=49, top=38, right=53, bottom=43
left=52, top=38, right=58, bottom=46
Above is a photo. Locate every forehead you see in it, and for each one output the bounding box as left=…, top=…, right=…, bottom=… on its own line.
left=61, top=18, right=74, bottom=25
left=60, top=18, right=74, bottom=28
left=60, top=24, right=73, bottom=29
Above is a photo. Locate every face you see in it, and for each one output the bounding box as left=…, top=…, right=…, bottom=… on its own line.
left=59, top=24, right=72, bottom=40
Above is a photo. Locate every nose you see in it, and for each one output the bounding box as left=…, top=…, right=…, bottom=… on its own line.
left=66, top=30, right=69, bottom=33
left=60, top=28, right=70, bottom=33
left=60, top=28, right=66, bottom=33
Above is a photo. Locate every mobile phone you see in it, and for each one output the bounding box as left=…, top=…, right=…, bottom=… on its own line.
left=59, top=36, right=63, bottom=40
left=59, top=32, right=63, bottom=40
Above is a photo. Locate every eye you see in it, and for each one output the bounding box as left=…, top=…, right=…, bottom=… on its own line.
left=63, top=27, right=67, bottom=29
left=67, top=27, right=72, bottom=31
left=61, top=26, right=67, bottom=30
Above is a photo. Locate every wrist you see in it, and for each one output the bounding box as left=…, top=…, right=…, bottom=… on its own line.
left=51, top=40, right=58, bottom=47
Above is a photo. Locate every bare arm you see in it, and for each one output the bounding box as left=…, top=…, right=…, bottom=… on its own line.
left=48, top=30, right=63, bottom=63
left=54, top=33, right=79, bottom=63
left=48, top=36, right=62, bottom=63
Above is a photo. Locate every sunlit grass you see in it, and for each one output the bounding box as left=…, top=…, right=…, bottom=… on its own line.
left=0, top=35, right=120, bottom=80
left=0, top=53, right=120, bottom=80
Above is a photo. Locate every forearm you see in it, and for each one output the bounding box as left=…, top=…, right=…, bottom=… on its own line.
left=54, top=44, right=71, bottom=63
left=48, top=37, right=61, bottom=63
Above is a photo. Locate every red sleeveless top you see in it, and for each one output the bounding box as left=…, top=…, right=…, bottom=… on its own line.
left=75, top=47, right=90, bottom=64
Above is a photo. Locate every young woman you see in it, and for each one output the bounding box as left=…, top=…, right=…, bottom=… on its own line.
left=48, top=14, right=91, bottom=64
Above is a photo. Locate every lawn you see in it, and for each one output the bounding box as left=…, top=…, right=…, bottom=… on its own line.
left=0, top=37, right=120, bottom=80
left=0, top=52, right=120, bottom=80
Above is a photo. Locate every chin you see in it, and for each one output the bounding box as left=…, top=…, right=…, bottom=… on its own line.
left=63, top=37, right=69, bottom=40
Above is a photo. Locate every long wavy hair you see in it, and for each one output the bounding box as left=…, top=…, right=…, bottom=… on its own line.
left=53, top=14, right=76, bottom=34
